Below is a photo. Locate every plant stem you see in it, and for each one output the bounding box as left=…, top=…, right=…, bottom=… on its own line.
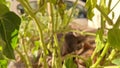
left=110, top=0, right=120, bottom=13
left=15, top=48, right=29, bottom=68
left=96, top=5, right=113, bottom=25
left=32, top=12, right=48, bottom=68
left=64, top=0, right=78, bottom=28
left=49, top=1, right=62, bottom=68
left=91, top=47, right=97, bottom=61
left=22, top=42, right=32, bottom=68
left=17, top=0, right=48, bottom=68
left=53, top=34, right=62, bottom=68
left=48, top=1, right=55, bottom=68
left=49, top=2, right=55, bottom=33
left=107, top=49, right=116, bottom=61
left=70, top=30, right=96, bottom=36
left=91, top=43, right=110, bottom=68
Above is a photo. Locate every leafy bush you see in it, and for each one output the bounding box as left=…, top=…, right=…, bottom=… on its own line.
left=1, top=0, right=120, bottom=68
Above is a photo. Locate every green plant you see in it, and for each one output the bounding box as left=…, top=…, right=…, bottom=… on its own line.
left=86, top=0, right=120, bottom=68
left=0, top=0, right=79, bottom=68
left=1, top=0, right=120, bottom=68
left=16, top=0, right=78, bottom=68
left=0, top=0, right=21, bottom=67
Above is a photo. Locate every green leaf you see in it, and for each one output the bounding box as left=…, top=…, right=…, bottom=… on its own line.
left=87, top=8, right=94, bottom=20
left=0, top=0, right=6, bottom=4
left=0, top=35, right=5, bottom=51
left=58, top=0, right=66, bottom=19
left=0, top=36, right=4, bottom=60
left=50, top=0, right=57, bottom=4
left=85, top=57, right=92, bottom=68
left=63, top=58, right=77, bottom=68
left=95, top=29, right=104, bottom=52
left=0, top=4, right=9, bottom=16
left=113, top=15, right=120, bottom=29
left=108, top=28, right=120, bottom=50
left=85, top=0, right=97, bottom=20
left=100, top=0, right=110, bottom=14
left=0, top=12, right=21, bottom=59
left=11, top=29, right=19, bottom=49
left=0, top=51, right=4, bottom=60
left=37, top=0, right=47, bottom=15
left=112, top=58, right=120, bottom=65
left=0, top=59, right=8, bottom=68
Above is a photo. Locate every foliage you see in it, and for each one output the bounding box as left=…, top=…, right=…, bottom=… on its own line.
left=63, top=57, right=77, bottom=68
left=0, top=0, right=21, bottom=68
left=1, top=0, right=120, bottom=68
left=0, top=60, right=8, bottom=68
left=108, top=28, right=120, bottom=50
left=112, top=58, right=120, bottom=65
left=0, top=1, right=21, bottom=59
left=86, top=0, right=120, bottom=68
left=85, top=0, right=97, bottom=20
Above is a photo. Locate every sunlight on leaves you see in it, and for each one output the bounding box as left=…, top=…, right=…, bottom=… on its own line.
left=11, top=29, right=19, bottom=49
